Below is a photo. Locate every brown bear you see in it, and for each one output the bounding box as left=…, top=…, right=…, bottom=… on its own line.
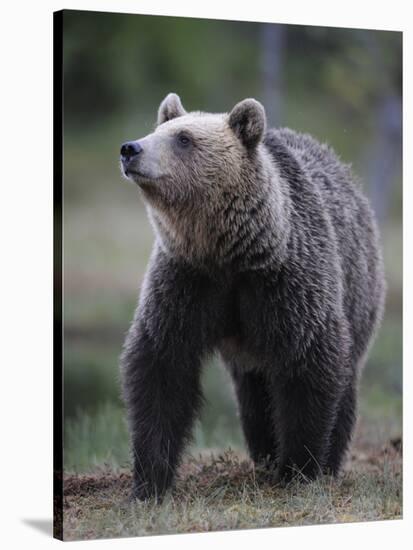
left=119, top=93, right=385, bottom=500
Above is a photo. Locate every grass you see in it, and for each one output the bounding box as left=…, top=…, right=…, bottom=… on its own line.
left=62, top=443, right=402, bottom=541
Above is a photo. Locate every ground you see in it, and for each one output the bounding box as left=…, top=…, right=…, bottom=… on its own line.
left=62, top=433, right=402, bottom=541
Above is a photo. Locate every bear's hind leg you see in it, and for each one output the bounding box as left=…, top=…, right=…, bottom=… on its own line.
left=272, top=364, right=345, bottom=484
left=324, top=379, right=357, bottom=476
left=229, top=368, right=278, bottom=467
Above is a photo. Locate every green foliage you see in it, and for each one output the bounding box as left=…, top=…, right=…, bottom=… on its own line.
left=63, top=11, right=401, bottom=130
left=63, top=12, right=261, bottom=127
left=65, top=403, right=130, bottom=472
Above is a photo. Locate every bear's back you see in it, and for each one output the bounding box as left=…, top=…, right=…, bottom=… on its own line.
left=264, top=128, right=386, bottom=363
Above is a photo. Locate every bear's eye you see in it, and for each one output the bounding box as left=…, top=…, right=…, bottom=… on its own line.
left=177, top=134, right=191, bottom=147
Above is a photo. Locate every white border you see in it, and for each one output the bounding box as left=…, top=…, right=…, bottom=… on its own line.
left=0, top=1, right=410, bottom=548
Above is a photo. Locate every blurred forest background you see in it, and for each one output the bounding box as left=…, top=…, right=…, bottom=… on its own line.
left=62, top=10, right=402, bottom=472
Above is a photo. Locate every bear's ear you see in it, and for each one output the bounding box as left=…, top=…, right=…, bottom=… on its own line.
left=228, top=98, right=266, bottom=149
left=157, top=93, right=187, bottom=125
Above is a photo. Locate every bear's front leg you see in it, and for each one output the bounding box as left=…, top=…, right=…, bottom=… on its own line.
left=120, top=250, right=218, bottom=500
left=121, top=321, right=204, bottom=500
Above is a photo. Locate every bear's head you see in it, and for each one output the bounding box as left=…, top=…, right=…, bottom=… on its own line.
left=120, top=93, right=267, bottom=198
left=120, top=93, right=284, bottom=266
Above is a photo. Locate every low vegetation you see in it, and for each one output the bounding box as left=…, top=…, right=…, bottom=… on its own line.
left=63, top=437, right=402, bottom=541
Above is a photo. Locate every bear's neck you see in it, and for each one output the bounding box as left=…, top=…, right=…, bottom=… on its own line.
left=211, top=147, right=291, bottom=272
left=147, top=146, right=291, bottom=274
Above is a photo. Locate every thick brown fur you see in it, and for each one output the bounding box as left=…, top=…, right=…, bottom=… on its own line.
left=119, top=93, right=386, bottom=500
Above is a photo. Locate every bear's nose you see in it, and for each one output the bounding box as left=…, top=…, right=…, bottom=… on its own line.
left=120, top=141, right=142, bottom=160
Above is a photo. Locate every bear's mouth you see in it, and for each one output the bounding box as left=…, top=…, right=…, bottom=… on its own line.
left=123, top=167, right=158, bottom=185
